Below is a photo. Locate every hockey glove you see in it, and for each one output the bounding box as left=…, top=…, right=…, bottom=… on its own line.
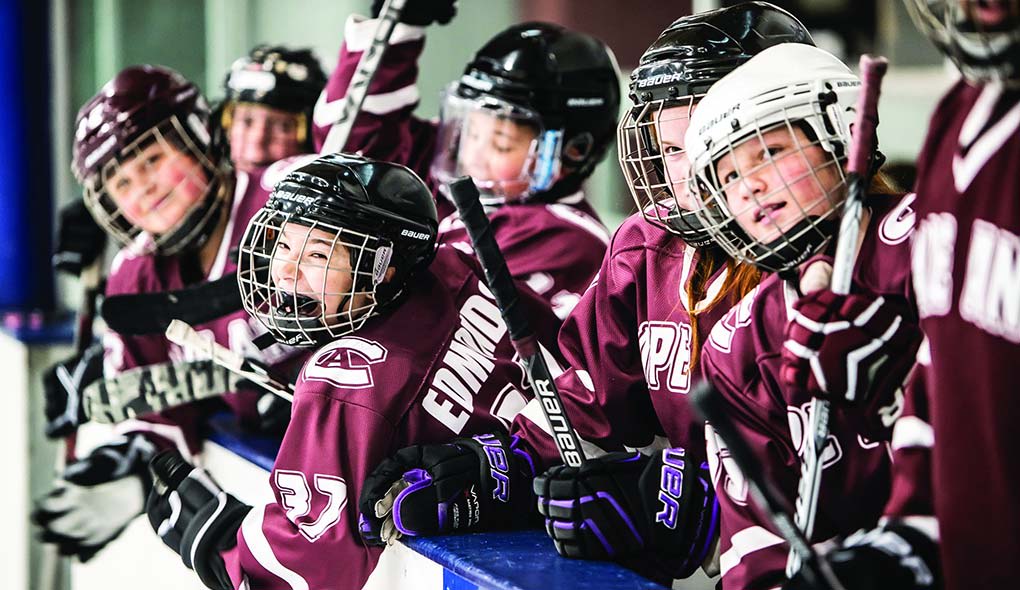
left=359, top=432, right=536, bottom=545
left=782, top=289, right=921, bottom=405
left=32, top=433, right=156, bottom=561
left=254, top=389, right=291, bottom=436
left=784, top=521, right=942, bottom=590
left=146, top=450, right=251, bottom=590
left=534, top=448, right=718, bottom=579
left=42, top=342, right=104, bottom=438
left=53, top=199, right=107, bottom=276
left=372, top=0, right=457, bottom=26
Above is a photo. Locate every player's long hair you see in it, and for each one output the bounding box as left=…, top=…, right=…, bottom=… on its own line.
left=685, top=169, right=900, bottom=370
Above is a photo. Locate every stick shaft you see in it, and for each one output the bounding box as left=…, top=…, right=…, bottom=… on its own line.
left=320, top=0, right=408, bottom=154
left=165, top=320, right=293, bottom=401
left=447, top=176, right=585, bottom=467
left=789, top=54, right=889, bottom=577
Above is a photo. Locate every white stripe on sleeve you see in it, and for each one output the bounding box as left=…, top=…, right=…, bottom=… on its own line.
left=891, top=416, right=935, bottom=450
left=240, top=504, right=310, bottom=590
left=719, top=526, right=785, bottom=576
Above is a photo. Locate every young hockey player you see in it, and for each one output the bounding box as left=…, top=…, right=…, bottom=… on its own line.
left=357, top=3, right=814, bottom=585
left=141, top=153, right=563, bottom=590
left=316, top=1, right=618, bottom=317
left=221, top=44, right=326, bottom=172
left=684, top=43, right=922, bottom=589
left=784, top=2, right=1020, bottom=589
left=32, top=57, right=326, bottom=562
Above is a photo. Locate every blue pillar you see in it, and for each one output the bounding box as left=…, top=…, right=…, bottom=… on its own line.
left=0, top=0, right=55, bottom=311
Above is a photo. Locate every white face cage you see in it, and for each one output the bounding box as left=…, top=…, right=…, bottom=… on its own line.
left=81, top=116, right=225, bottom=256
left=690, top=116, right=851, bottom=274
left=905, top=0, right=1020, bottom=83
left=238, top=208, right=394, bottom=348
left=431, top=83, right=562, bottom=206
left=617, top=95, right=718, bottom=246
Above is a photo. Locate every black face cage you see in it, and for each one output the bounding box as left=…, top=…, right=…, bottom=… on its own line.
left=691, top=117, right=849, bottom=274
left=83, top=116, right=227, bottom=256
left=905, top=0, right=1020, bottom=84
left=238, top=208, right=396, bottom=348
left=617, top=96, right=718, bottom=247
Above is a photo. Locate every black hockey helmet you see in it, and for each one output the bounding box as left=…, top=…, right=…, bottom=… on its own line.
left=904, top=0, right=1020, bottom=85
left=221, top=44, right=328, bottom=148
left=431, top=22, right=621, bottom=204
left=72, top=65, right=229, bottom=255
left=238, top=153, right=438, bottom=347
left=618, top=1, right=814, bottom=247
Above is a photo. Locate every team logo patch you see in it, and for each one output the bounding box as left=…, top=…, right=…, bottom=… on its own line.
left=303, top=336, right=388, bottom=389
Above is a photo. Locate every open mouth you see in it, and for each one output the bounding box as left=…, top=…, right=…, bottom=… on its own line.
left=272, top=291, right=323, bottom=319
left=753, top=201, right=786, bottom=226
left=970, top=0, right=1014, bottom=28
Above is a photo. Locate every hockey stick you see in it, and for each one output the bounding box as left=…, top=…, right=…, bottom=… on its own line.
left=691, top=381, right=847, bottom=590
left=83, top=358, right=241, bottom=424
left=164, top=319, right=294, bottom=402
left=39, top=259, right=103, bottom=590
left=787, top=54, right=889, bottom=577
left=100, top=272, right=242, bottom=335
left=448, top=176, right=585, bottom=468
left=319, top=0, right=408, bottom=154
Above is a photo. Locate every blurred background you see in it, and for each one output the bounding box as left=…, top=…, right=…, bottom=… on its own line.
left=1, top=2, right=954, bottom=589
left=4, top=0, right=951, bottom=317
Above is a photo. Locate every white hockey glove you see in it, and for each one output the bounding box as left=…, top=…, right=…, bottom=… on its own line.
left=32, top=433, right=155, bottom=561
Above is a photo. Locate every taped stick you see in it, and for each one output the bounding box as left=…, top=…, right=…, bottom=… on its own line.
left=448, top=176, right=585, bottom=468
left=165, top=319, right=293, bottom=402
left=320, top=0, right=408, bottom=154
left=691, top=381, right=847, bottom=590
left=789, top=54, right=889, bottom=577
left=84, top=359, right=239, bottom=424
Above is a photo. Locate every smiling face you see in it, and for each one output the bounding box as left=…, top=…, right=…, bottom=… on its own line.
left=102, top=139, right=209, bottom=235
left=227, top=103, right=303, bottom=172
left=269, top=222, right=368, bottom=325
left=713, top=123, right=845, bottom=242
left=457, top=110, right=541, bottom=200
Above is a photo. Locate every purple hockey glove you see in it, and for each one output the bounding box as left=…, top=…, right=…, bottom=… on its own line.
left=782, top=290, right=921, bottom=405
left=358, top=432, right=537, bottom=545
left=533, top=448, right=718, bottom=580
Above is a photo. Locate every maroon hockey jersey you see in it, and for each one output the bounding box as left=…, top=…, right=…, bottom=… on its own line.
left=220, top=246, right=562, bottom=590
left=511, top=212, right=735, bottom=471
left=103, top=156, right=316, bottom=455
left=910, top=80, right=1020, bottom=590
left=701, top=194, right=916, bottom=590
left=314, top=16, right=609, bottom=316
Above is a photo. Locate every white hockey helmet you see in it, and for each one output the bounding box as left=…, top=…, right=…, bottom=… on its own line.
left=686, top=43, right=862, bottom=273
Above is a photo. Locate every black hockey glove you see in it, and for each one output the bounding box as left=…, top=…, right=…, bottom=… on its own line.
left=53, top=199, right=107, bottom=276
left=534, top=448, right=718, bottom=579
left=254, top=389, right=291, bottom=436
left=32, top=433, right=156, bottom=561
left=42, top=342, right=104, bottom=438
left=359, top=432, right=537, bottom=545
left=784, top=521, right=942, bottom=590
left=146, top=450, right=251, bottom=590
left=372, top=0, right=457, bottom=27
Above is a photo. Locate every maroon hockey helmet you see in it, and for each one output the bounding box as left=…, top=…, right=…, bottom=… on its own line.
left=72, top=65, right=230, bottom=255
